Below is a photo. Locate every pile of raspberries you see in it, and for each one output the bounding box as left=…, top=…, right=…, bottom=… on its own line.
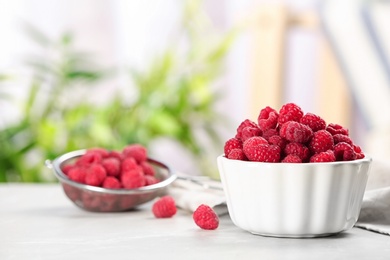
left=224, top=103, right=365, bottom=163
left=61, top=144, right=160, bottom=189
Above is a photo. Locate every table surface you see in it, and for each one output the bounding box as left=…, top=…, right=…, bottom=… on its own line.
left=1, top=184, right=389, bottom=260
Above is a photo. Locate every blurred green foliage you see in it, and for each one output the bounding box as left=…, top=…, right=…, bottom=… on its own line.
left=0, top=0, right=235, bottom=182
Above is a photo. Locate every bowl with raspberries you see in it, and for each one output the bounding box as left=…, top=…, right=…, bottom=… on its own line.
left=49, top=144, right=177, bottom=212
left=217, top=103, right=372, bottom=237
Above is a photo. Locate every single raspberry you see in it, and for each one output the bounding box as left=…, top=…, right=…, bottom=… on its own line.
left=227, top=148, right=247, bottom=160
left=121, top=168, right=145, bottom=189
left=309, top=130, right=334, bottom=154
left=333, top=134, right=353, bottom=146
left=223, top=138, right=242, bottom=157
left=279, top=121, right=313, bottom=143
left=76, top=152, right=103, bottom=167
left=284, top=142, right=310, bottom=162
left=121, top=157, right=139, bottom=173
left=282, top=154, right=302, bottom=163
left=326, top=123, right=349, bottom=136
left=61, top=164, right=74, bottom=175
left=85, top=164, right=107, bottom=187
left=242, top=136, right=268, bottom=158
left=68, top=167, right=87, bottom=184
left=334, top=142, right=356, bottom=161
left=108, top=150, right=123, bottom=161
left=241, top=126, right=262, bottom=142
left=144, top=175, right=160, bottom=186
left=353, top=145, right=365, bottom=159
left=278, top=103, right=304, bottom=125
left=258, top=106, right=279, bottom=131
left=193, top=204, right=219, bottom=230
left=122, top=144, right=147, bottom=163
left=102, top=176, right=122, bottom=189
left=300, top=113, right=326, bottom=132
left=87, top=148, right=109, bottom=158
left=244, top=143, right=281, bottom=162
left=140, top=161, right=156, bottom=176
left=102, top=157, right=121, bottom=177
left=235, top=119, right=258, bottom=140
left=268, top=135, right=287, bottom=150
left=310, top=150, right=336, bottom=163
left=152, top=196, right=177, bottom=218
left=262, top=128, right=279, bottom=141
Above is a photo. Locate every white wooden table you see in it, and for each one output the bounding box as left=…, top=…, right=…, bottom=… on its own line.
left=1, top=184, right=389, bottom=260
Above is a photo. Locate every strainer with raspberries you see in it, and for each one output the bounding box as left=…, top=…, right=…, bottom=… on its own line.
left=224, top=103, right=365, bottom=163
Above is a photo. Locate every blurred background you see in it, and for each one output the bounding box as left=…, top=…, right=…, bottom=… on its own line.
left=1, top=0, right=390, bottom=183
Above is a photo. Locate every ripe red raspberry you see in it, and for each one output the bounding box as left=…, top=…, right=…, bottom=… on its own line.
left=85, top=164, right=107, bottom=187
left=224, top=138, right=243, bottom=157
left=300, top=113, right=326, bottom=132
left=244, top=143, right=281, bottom=162
left=333, top=134, right=353, bottom=146
left=310, top=150, right=336, bottom=163
left=242, top=136, right=268, bottom=159
left=284, top=142, right=310, bottom=162
left=278, top=103, right=304, bottom=125
left=76, top=152, right=103, bottom=167
left=279, top=121, right=313, bottom=143
left=121, top=157, right=139, bottom=173
left=235, top=119, right=258, bottom=140
left=227, top=148, right=247, bottom=160
left=61, top=164, right=74, bottom=175
left=144, top=175, right=160, bottom=186
left=140, top=161, right=156, bottom=176
left=241, top=126, right=262, bottom=142
left=282, top=154, right=302, bottom=163
left=87, top=148, right=109, bottom=158
left=268, top=135, right=286, bottom=150
left=102, top=176, right=122, bottom=189
left=152, top=196, right=177, bottom=218
left=262, top=128, right=279, bottom=141
left=258, top=106, right=279, bottom=131
left=68, top=167, right=87, bottom=184
left=108, top=150, right=123, bottom=161
left=309, top=130, right=334, bottom=154
left=334, top=142, right=356, bottom=161
left=193, top=204, right=219, bottom=230
left=121, top=168, right=145, bottom=189
left=102, top=157, right=121, bottom=177
left=122, top=144, right=147, bottom=163
left=326, top=123, right=349, bottom=136
left=353, top=145, right=365, bottom=159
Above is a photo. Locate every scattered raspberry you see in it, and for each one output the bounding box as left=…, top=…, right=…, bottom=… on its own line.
left=121, top=168, right=145, bottom=189
left=76, top=152, right=103, bottom=167
left=282, top=154, right=302, bottom=163
left=85, top=164, right=107, bottom=187
left=309, top=130, right=334, bottom=154
left=244, top=143, right=281, bottom=162
left=67, top=167, right=87, bottom=184
left=334, top=142, right=356, bottom=161
left=310, top=150, right=336, bottom=163
left=122, top=144, right=147, bottom=163
left=333, top=134, right=353, bottom=146
left=224, top=138, right=243, bottom=157
left=235, top=119, right=258, bottom=140
left=152, top=196, right=177, bottom=218
left=102, top=176, right=122, bottom=189
left=268, top=135, right=287, bottom=150
left=144, top=175, right=160, bottom=186
left=262, top=128, right=279, bottom=141
left=102, top=158, right=121, bottom=177
left=241, top=126, right=262, bottom=142
left=279, top=121, right=313, bottom=143
left=278, top=103, right=304, bottom=125
left=326, top=123, right=349, bottom=136
left=284, top=142, right=310, bottom=162
left=140, top=161, right=156, bottom=176
left=193, top=204, right=219, bottom=230
left=227, top=148, right=247, bottom=160
left=300, top=113, right=326, bottom=132
left=258, top=106, right=279, bottom=131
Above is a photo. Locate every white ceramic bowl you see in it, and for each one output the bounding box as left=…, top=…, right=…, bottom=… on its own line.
left=217, top=155, right=372, bottom=237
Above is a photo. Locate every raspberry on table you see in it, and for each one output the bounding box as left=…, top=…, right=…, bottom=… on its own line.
left=227, top=148, right=247, bottom=160
left=224, top=138, right=243, bottom=157
left=326, top=123, right=349, bottom=136
left=310, top=150, right=336, bottom=162
left=235, top=119, right=258, bottom=140
left=244, top=143, right=281, bottom=162
left=258, top=106, right=279, bottom=132
left=122, top=144, right=147, bottom=163
left=279, top=121, right=313, bottom=143
left=121, top=168, right=146, bottom=189
left=241, top=126, right=262, bottom=142
left=300, top=113, right=326, bottom=132
left=102, top=176, right=122, bottom=189
left=152, top=196, right=177, bottom=218
left=334, top=142, right=356, bottom=161
left=193, top=204, right=219, bottom=230
left=284, top=142, right=310, bottom=162
left=102, top=157, right=121, bottom=177
left=282, top=154, right=302, bottom=163
left=85, top=164, right=107, bottom=187
left=309, top=130, right=334, bottom=154
left=278, top=103, right=304, bottom=125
